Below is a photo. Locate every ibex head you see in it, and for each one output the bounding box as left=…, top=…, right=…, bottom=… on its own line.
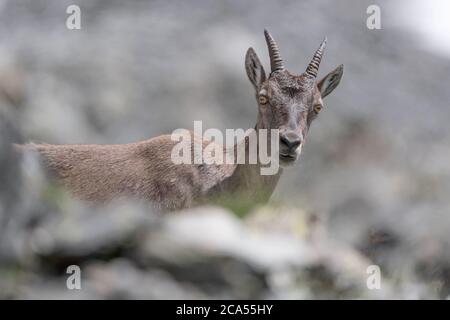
left=245, top=30, right=343, bottom=166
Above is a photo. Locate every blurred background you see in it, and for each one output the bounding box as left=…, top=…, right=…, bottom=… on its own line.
left=1, top=0, right=450, bottom=299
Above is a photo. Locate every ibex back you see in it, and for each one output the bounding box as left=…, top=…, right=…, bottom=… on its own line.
left=18, top=30, right=343, bottom=211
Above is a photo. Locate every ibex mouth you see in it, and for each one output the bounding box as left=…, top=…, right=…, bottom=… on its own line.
left=279, top=153, right=297, bottom=162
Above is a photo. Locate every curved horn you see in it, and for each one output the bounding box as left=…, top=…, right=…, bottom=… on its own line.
left=305, top=37, right=327, bottom=78
left=264, top=29, right=284, bottom=72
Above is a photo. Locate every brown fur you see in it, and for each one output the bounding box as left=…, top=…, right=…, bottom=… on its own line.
left=22, top=134, right=236, bottom=210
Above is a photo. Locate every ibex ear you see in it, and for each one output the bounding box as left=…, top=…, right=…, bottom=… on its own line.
left=245, top=47, right=266, bottom=90
left=318, top=64, right=343, bottom=98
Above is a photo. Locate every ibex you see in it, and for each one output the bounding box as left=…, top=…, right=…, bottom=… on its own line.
left=18, top=30, right=343, bottom=211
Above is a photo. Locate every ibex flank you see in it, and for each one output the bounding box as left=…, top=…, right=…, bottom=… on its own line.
left=18, top=30, right=343, bottom=211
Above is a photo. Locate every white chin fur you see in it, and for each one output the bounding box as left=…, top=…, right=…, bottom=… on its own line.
left=279, top=148, right=301, bottom=168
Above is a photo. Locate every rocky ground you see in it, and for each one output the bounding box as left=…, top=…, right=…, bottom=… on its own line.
left=0, top=109, right=440, bottom=298
left=0, top=147, right=428, bottom=299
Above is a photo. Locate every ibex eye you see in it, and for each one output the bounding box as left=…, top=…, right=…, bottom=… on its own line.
left=259, top=95, right=268, bottom=105
left=314, top=104, right=322, bottom=114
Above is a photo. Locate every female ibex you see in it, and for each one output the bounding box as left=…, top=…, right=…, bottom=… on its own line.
left=19, top=30, right=343, bottom=211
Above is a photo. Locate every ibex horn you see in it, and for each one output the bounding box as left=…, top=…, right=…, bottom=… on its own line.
left=264, top=29, right=284, bottom=72
left=305, top=37, right=327, bottom=78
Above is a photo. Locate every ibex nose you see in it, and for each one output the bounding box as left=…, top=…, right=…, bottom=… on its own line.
left=280, top=131, right=302, bottom=152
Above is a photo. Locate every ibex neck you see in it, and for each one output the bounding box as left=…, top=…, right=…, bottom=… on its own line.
left=209, top=124, right=282, bottom=205
left=242, top=124, right=282, bottom=199
left=232, top=160, right=282, bottom=202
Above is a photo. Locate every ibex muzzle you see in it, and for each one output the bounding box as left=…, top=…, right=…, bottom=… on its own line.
left=18, top=30, right=343, bottom=211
